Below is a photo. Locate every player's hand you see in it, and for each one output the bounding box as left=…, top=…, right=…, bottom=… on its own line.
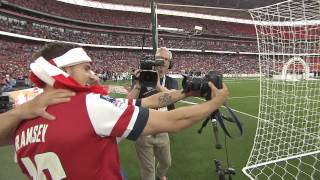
left=208, top=82, right=228, bottom=106
left=19, top=89, right=75, bottom=120
left=88, top=70, right=100, bottom=85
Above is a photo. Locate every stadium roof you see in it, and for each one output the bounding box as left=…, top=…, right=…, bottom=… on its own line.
left=94, top=0, right=287, bottom=9
left=90, top=0, right=288, bottom=19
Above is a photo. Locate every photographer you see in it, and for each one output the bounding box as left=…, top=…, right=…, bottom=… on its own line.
left=128, top=47, right=177, bottom=180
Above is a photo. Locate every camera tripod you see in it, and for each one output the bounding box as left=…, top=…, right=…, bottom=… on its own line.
left=198, top=110, right=238, bottom=180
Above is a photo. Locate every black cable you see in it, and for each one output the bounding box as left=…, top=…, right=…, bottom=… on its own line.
left=224, top=133, right=230, bottom=168
left=224, top=133, right=235, bottom=180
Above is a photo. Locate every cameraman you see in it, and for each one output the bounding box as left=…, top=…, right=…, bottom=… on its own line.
left=128, top=47, right=177, bottom=180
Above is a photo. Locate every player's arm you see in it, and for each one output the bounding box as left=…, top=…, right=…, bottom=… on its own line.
left=140, top=89, right=187, bottom=109
left=141, top=82, right=228, bottom=135
left=141, top=73, right=184, bottom=108
left=156, top=83, right=174, bottom=93
left=128, top=81, right=177, bottom=105
left=0, top=89, right=75, bottom=146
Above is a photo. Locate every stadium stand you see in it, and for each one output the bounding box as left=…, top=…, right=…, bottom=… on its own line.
left=0, top=10, right=258, bottom=51
left=0, top=37, right=259, bottom=83
left=4, top=0, right=256, bottom=37
left=0, top=0, right=260, bottom=86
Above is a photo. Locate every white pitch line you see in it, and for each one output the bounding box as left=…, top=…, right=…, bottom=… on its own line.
left=224, top=81, right=252, bottom=84
left=179, top=100, right=259, bottom=119
left=229, top=96, right=259, bottom=99
left=193, top=96, right=259, bottom=100
left=179, top=100, right=199, bottom=104
left=224, top=79, right=259, bottom=83
left=194, top=97, right=206, bottom=101
left=225, top=107, right=259, bottom=119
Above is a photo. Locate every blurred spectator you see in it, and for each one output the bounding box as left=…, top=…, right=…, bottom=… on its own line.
left=1, top=74, right=16, bottom=92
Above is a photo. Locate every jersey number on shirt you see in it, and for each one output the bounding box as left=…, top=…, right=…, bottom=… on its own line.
left=21, top=152, right=67, bottom=180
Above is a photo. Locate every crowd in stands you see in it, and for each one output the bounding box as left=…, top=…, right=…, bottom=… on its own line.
left=0, top=38, right=259, bottom=92
left=0, top=12, right=258, bottom=52
left=2, top=36, right=319, bottom=93
left=0, top=39, right=40, bottom=80
left=0, top=39, right=42, bottom=92
left=0, top=0, right=262, bottom=92
left=6, top=0, right=256, bottom=37
left=172, top=52, right=258, bottom=74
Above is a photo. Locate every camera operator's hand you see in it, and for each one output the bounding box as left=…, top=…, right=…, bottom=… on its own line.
left=155, top=72, right=172, bottom=93
left=132, top=69, right=142, bottom=89
left=127, top=69, right=142, bottom=99
left=208, top=82, right=228, bottom=106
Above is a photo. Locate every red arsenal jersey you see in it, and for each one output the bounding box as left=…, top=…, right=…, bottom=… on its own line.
left=14, top=92, right=149, bottom=180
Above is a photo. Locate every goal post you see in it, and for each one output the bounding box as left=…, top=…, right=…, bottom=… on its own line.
left=243, top=0, right=320, bottom=179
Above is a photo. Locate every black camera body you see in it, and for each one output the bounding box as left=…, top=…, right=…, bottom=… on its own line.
left=0, top=95, right=14, bottom=113
left=182, top=71, right=223, bottom=100
left=139, top=55, right=164, bottom=88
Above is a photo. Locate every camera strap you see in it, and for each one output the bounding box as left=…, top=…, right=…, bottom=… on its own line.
left=214, top=103, right=243, bottom=138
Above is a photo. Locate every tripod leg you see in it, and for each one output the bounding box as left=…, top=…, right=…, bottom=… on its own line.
left=212, top=119, right=222, bottom=149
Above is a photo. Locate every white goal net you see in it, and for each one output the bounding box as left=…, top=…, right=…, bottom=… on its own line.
left=243, top=0, right=320, bottom=179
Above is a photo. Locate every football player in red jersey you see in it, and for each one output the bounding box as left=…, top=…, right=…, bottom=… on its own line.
left=14, top=42, right=228, bottom=180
